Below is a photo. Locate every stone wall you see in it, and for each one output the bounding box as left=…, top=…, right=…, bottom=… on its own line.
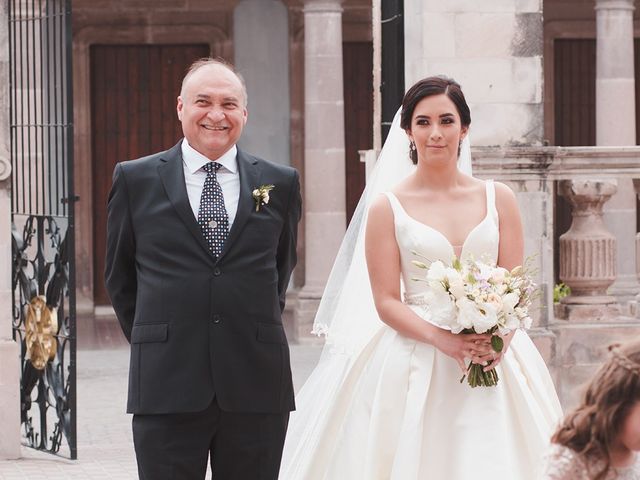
left=404, top=0, right=544, bottom=146
left=0, top=0, right=21, bottom=460
left=474, top=145, right=640, bottom=408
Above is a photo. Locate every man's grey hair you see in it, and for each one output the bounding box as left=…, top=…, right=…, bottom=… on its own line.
left=180, top=57, right=248, bottom=107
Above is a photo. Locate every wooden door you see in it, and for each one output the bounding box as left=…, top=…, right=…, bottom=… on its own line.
left=553, top=39, right=596, bottom=282
left=554, top=39, right=596, bottom=147
left=91, top=44, right=209, bottom=305
left=343, top=42, right=374, bottom=224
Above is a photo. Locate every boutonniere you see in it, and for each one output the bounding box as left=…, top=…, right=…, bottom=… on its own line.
left=252, top=184, right=275, bottom=212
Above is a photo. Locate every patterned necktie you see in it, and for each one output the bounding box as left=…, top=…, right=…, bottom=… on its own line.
left=197, top=162, right=230, bottom=257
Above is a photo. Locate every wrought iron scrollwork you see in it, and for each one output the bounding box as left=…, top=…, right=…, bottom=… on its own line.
left=12, top=215, right=74, bottom=456
left=9, top=0, right=76, bottom=459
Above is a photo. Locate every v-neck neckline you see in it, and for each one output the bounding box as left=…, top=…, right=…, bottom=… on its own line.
left=387, top=183, right=491, bottom=258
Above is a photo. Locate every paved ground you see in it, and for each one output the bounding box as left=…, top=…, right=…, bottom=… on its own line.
left=0, top=341, right=323, bottom=479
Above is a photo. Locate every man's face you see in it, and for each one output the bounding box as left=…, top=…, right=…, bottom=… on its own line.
left=177, top=65, right=248, bottom=160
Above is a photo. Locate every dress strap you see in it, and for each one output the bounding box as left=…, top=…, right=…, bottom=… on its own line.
left=382, top=191, right=403, bottom=219
left=485, top=180, right=499, bottom=222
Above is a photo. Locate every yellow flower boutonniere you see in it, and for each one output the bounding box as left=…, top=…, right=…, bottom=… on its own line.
left=252, top=184, right=275, bottom=212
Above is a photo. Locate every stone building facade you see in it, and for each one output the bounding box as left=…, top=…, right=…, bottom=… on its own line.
left=2, top=0, right=640, bottom=458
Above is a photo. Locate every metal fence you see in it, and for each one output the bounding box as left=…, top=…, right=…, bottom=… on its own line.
left=9, top=0, right=76, bottom=459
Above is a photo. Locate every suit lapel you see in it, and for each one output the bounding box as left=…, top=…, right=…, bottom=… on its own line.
left=219, top=149, right=260, bottom=261
left=157, top=141, right=214, bottom=260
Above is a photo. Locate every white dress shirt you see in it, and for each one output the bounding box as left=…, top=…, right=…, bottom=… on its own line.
left=182, top=140, right=240, bottom=227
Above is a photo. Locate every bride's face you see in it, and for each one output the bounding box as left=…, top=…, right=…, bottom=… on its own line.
left=407, top=94, right=468, bottom=166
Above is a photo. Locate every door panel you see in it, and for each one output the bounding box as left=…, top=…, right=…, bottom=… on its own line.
left=91, top=44, right=210, bottom=304
left=343, top=42, right=374, bottom=224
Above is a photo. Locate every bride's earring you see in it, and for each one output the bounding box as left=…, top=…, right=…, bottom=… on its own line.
left=409, top=141, right=417, bottom=164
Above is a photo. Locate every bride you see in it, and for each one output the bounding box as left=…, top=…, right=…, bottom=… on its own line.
left=280, top=76, right=562, bottom=479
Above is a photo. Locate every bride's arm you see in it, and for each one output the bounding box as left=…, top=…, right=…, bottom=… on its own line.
left=495, top=181, right=524, bottom=271
left=365, top=195, right=491, bottom=373
left=482, top=182, right=525, bottom=371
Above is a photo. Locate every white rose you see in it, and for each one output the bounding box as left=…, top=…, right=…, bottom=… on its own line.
left=263, top=192, right=270, bottom=204
left=490, top=267, right=508, bottom=284
left=486, top=292, right=503, bottom=312
left=473, top=302, right=498, bottom=333
left=501, top=312, right=520, bottom=333
left=446, top=268, right=466, bottom=299
left=424, top=288, right=456, bottom=329
left=427, top=261, right=447, bottom=282
left=428, top=280, right=446, bottom=294
left=502, top=292, right=519, bottom=313
left=456, top=297, right=479, bottom=332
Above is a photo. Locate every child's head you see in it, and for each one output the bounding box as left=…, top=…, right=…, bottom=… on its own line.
left=552, top=338, right=640, bottom=480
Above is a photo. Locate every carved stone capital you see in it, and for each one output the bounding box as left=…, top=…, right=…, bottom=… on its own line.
left=594, top=0, right=635, bottom=12
left=558, top=179, right=618, bottom=305
left=302, top=0, right=343, bottom=14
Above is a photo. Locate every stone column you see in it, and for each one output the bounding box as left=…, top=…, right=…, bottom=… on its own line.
left=557, top=179, right=619, bottom=320
left=595, top=0, right=638, bottom=303
left=634, top=179, right=640, bottom=316
left=294, top=0, right=346, bottom=342
left=0, top=1, right=21, bottom=460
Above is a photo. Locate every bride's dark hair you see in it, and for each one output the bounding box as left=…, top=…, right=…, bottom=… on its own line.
left=400, top=76, right=471, bottom=164
left=551, top=338, right=640, bottom=480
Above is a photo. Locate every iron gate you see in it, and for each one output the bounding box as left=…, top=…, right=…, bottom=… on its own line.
left=9, top=0, right=76, bottom=459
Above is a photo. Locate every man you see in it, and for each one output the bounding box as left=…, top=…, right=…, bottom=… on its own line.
left=105, top=58, right=301, bottom=479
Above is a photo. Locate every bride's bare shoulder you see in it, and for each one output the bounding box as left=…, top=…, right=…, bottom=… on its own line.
left=493, top=181, right=519, bottom=207
left=492, top=181, right=522, bottom=226
left=368, top=192, right=394, bottom=219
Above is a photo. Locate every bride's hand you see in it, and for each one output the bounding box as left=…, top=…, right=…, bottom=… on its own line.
left=430, top=328, right=493, bottom=374
left=480, top=330, right=516, bottom=372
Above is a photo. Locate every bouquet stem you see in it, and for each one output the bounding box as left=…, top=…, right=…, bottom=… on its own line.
left=460, top=363, right=499, bottom=387
left=459, top=328, right=502, bottom=387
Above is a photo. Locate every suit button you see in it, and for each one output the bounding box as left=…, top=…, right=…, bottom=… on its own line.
left=213, top=268, right=221, bottom=276
left=212, top=314, right=221, bottom=324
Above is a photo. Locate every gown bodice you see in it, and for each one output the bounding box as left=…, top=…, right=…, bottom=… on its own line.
left=383, top=180, right=500, bottom=300
left=281, top=179, right=563, bottom=480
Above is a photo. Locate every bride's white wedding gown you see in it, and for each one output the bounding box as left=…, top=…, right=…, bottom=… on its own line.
left=281, top=181, right=562, bottom=480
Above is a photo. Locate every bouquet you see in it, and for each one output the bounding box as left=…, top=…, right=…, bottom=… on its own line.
left=412, top=253, right=536, bottom=387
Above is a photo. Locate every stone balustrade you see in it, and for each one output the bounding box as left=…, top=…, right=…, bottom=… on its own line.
left=557, top=179, right=620, bottom=321
left=472, top=145, right=640, bottom=408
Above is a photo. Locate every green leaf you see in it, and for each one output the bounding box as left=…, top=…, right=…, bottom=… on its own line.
left=452, top=256, right=462, bottom=272
left=491, top=335, right=504, bottom=353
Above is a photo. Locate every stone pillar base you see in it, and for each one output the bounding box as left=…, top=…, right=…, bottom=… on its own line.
left=290, top=286, right=325, bottom=345
left=0, top=339, right=21, bottom=459
left=550, top=320, right=640, bottom=409
left=528, top=327, right=556, bottom=364
left=555, top=302, right=621, bottom=322
left=608, top=274, right=640, bottom=303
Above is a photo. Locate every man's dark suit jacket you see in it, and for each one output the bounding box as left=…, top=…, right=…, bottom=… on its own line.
left=104, top=140, right=301, bottom=416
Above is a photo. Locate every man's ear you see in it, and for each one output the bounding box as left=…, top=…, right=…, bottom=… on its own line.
left=176, top=96, right=184, bottom=121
